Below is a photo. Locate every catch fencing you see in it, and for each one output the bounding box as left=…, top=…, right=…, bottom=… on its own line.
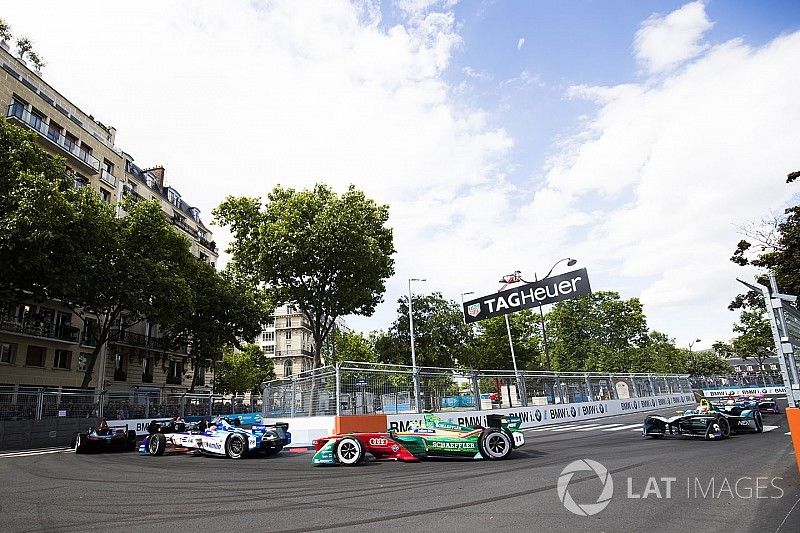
left=0, top=389, right=261, bottom=422
left=262, top=361, right=695, bottom=418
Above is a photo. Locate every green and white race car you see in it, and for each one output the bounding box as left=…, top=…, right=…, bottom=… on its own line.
left=312, top=413, right=525, bottom=466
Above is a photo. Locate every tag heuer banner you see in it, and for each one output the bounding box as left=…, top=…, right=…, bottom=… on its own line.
left=462, top=268, right=592, bottom=324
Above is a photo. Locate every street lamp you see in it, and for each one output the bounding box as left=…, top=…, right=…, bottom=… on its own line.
left=498, top=271, right=525, bottom=407
left=408, top=278, right=426, bottom=412
left=688, top=338, right=701, bottom=376
left=518, top=258, right=578, bottom=370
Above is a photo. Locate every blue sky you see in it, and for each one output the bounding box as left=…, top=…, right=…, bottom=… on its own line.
left=3, top=1, right=800, bottom=350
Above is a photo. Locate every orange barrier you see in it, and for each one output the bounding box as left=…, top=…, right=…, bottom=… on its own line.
left=787, top=407, right=800, bottom=472
left=335, top=415, right=388, bottom=434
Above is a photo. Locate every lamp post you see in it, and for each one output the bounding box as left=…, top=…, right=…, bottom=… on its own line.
left=498, top=271, right=526, bottom=407
left=409, top=278, right=426, bottom=413
left=519, top=258, right=577, bottom=370
left=688, top=338, right=701, bottom=376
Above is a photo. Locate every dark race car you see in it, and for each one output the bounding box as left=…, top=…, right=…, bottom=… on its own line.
left=725, top=395, right=781, bottom=414
left=74, top=421, right=138, bottom=453
left=312, top=413, right=525, bottom=466
left=643, top=398, right=763, bottom=440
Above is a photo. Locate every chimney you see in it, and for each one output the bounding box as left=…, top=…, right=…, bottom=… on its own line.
left=108, top=126, right=116, bottom=145
left=145, top=166, right=166, bottom=189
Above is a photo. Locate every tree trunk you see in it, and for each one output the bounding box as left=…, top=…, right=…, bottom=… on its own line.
left=81, top=322, right=113, bottom=389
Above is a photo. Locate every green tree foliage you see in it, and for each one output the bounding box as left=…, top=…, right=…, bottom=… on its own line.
left=546, top=291, right=649, bottom=372
left=325, top=329, right=378, bottom=365
left=162, top=262, right=267, bottom=391
left=375, top=292, right=472, bottom=368
left=214, top=184, right=395, bottom=369
left=214, top=344, right=275, bottom=395
left=685, top=350, right=731, bottom=376
left=461, top=311, right=542, bottom=371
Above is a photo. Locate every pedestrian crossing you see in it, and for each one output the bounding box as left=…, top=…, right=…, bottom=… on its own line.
left=521, top=422, right=783, bottom=435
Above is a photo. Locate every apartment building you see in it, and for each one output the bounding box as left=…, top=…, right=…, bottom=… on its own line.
left=0, top=44, right=218, bottom=398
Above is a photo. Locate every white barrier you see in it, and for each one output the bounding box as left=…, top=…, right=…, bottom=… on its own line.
left=386, top=393, right=696, bottom=431
left=701, top=386, right=787, bottom=398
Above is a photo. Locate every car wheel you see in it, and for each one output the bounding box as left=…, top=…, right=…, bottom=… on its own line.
left=705, top=419, right=725, bottom=441
left=147, top=433, right=166, bottom=456
left=74, top=434, right=88, bottom=454
left=753, top=411, right=764, bottom=433
left=226, top=434, right=247, bottom=459
left=334, top=436, right=365, bottom=466
left=717, top=416, right=731, bottom=438
left=479, top=428, right=512, bottom=460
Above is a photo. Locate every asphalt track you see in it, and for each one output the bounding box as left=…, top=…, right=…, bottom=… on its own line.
left=0, top=407, right=798, bottom=533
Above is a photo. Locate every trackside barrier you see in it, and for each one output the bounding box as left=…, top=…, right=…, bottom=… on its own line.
left=701, top=386, right=787, bottom=398
left=786, top=408, right=800, bottom=472
left=335, top=415, right=388, bottom=434
left=261, top=393, right=696, bottom=447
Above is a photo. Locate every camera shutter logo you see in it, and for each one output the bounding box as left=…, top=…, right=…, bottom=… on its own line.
left=557, top=459, right=614, bottom=516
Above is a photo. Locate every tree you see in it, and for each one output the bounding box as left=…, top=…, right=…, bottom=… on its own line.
left=546, top=291, right=649, bottom=372
left=685, top=350, right=731, bottom=376
left=375, top=292, right=473, bottom=368
left=64, top=199, right=195, bottom=388
left=460, top=311, right=542, bottom=371
left=213, top=183, right=395, bottom=369
left=214, top=344, right=275, bottom=395
left=640, top=331, right=686, bottom=374
left=325, top=329, right=378, bottom=365
left=0, top=117, right=77, bottom=305
left=162, top=261, right=267, bottom=391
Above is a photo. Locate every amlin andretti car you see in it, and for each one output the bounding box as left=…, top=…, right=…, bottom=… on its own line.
left=312, top=413, right=525, bottom=466
left=643, top=398, right=764, bottom=440
left=74, top=420, right=138, bottom=453
left=140, top=417, right=290, bottom=459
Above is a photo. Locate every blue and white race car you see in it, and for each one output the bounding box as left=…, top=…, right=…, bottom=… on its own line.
left=139, top=417, right=290, bottom=459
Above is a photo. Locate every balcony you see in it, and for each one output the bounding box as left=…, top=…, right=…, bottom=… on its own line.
left=6, top=103, right=100, bottom=174
left=0, top=316, right=79, bottom=343
left=109, top=329, right=189, bottom=355
left=113, top=369, right=127, bottom=382
left=275, top=349, right=314, bottom=358
left=100, top=169, right=117, bottom=188
left=122, top=184, right=144, bottom=204
left=171, top=215, right=198, bottom=238
left=81, top=329, right=99, bottom=347
left=197, top=236, right=217, bottom=253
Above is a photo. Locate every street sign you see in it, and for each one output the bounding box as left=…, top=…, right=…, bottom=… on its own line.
left=462, top=268, right=592, bottom=324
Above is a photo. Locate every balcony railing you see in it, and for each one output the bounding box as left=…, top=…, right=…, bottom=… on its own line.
left=109, top=329, right=189, bottom=355
left=171, top=215, right=198, bottom=238
left=6, top=103, right=100, bottom=173
left=275, top=349, right=314, bottom=358
left=122, top=185, right=143, bottom=204
left=197, top=236, right=217, bottom=253
left=0, top=316, right=79, bottom=343
left=100, top=169, right=117, bottom=187
left=81, top=329, right=99, bottom=347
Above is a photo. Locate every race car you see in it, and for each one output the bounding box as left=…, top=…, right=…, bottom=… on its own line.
left=74, top=421, right=138, bottom=453
left=724, top=395, right=781, bottom=414
left=139, top=417, right=290, bottom=459
left=643, top=398, right=763, bottom=440
left=312, top=413, right=525, bottom=466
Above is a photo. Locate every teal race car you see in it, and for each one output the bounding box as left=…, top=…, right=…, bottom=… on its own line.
left=312, top=413, right=525, bottom=465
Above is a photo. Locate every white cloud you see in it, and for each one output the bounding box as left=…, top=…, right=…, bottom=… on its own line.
left=517, top=37, right=525, bottom=50
left=635, top=1, right=713, bottom=74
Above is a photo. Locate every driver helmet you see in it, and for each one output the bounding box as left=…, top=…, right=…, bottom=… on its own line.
left=726, top=399, right=736, bottom=406
left=697, top=405, right=709, bottom=413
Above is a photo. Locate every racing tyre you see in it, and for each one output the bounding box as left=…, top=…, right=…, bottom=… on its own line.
left=753, top=411, right=764, bottom=433
left=74, top=433, right=89, bottom=454
left=705, top=417, right=729, bottom=441
left=225, top=434, right=247, bottom=459
left=147, top=433, right=167, bottom=456
left=334, top=436, right=365, bottom=466
left=479, top=428, right=512, bottom=460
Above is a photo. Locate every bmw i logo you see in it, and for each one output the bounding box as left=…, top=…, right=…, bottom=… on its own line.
left=598, top=404, right=605, bottom=413
left=535, top=409, right=542, bottom=422
left=570, top=407, right=577, bottom=417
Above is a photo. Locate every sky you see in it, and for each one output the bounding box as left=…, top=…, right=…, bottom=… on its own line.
left=2, top=0, right=800, bottom=350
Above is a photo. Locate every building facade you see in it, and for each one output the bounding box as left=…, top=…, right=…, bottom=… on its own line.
left=258, top=304, right=315, bottom=378
left=0, top=44, right=217, bottom=399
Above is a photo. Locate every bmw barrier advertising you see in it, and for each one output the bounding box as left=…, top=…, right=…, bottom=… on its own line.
left=386, top=393, right=695, bottom=432
left=463, top=268, right=592, bottom=324
left=701, top=386, right=786, bottom=397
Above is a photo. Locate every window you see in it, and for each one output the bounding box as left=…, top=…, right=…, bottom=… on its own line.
left=262, top=331, right=274, bottom=342
left=25, top=345, right=46, bottom=367
left=285, top=330, right=292, bottom=340
left=29, top=108, right=45, bottom=132
left=100, top=188, right=111, bottom=202
left=78, top=353, right=89, bottom=371
left=47, top=120, right=62, bottom=142
left=264, top=345, right=275, bottom=355
left=74, top=172, right=88, bottom=189
left=103, top=159, right=114, bottom=174
left=79, top=143, right=92, bottom=160
left=286, top=317, right=293, bottom=327
left=9, top=96, right=26, bottom=118
left=266, top=318, right=275, bottom=328
left=167, top=188, right=181, bottom=206
left=283, top=360, right=293, bottom=377
left=142, top=357, right=153, bottom=377
left=64, top=132, right=78, bottom=152
left=115, top=353, right=125, bottom=371
left=0, top=343, right=16, bottom=364
left=54, top=350, right=71, bottom=370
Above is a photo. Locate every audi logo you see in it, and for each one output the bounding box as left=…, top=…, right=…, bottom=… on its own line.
left=369, top=437, right=388, bottom=446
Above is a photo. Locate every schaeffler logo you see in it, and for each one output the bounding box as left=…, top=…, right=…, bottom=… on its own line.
left=557, top=459, right=614, bottom=516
